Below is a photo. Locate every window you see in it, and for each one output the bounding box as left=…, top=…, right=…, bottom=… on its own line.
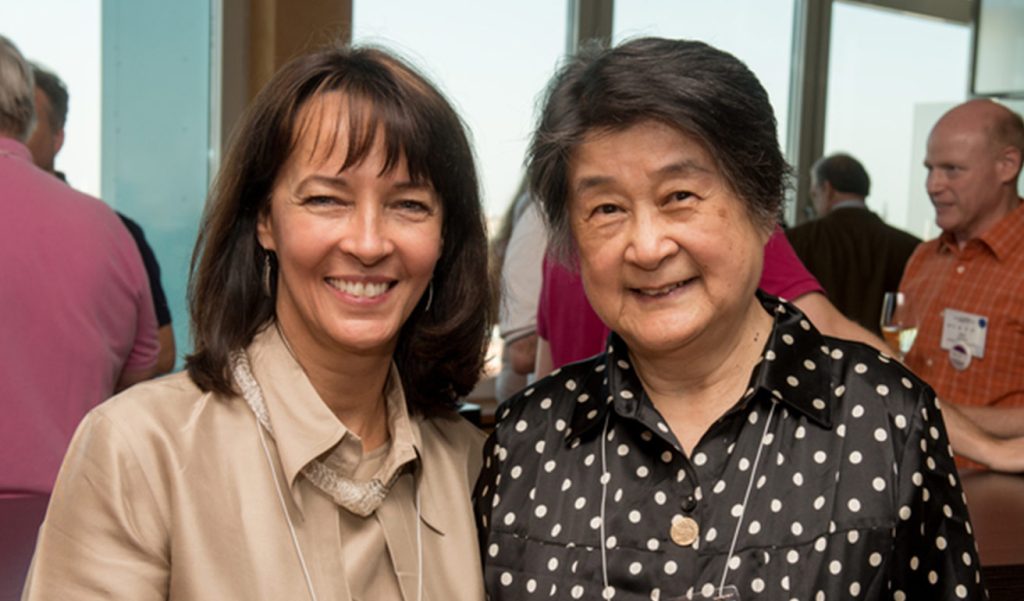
left=973, top=0, right=1024, bottom=96
left=0, top=0, right=102, bottom=196
left=353, top=1, right=568, bottom=220
left=612, top=0, right=797, bottom=153
left=824, top=2, right=970, bottom=238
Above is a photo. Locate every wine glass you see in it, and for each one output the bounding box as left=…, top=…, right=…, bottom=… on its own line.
left=880, top=292, right=917, bottom=358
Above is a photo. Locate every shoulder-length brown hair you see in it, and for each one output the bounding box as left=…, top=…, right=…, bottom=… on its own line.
left=186, top=45, right=493, bottom=415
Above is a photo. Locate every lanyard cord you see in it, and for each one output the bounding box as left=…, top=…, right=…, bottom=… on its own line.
left=255, top=413, right=320, bottom=601
left=718, top=399, right=777, bottom=596
left=599, top=412, right=612, bottom=598
left=415, top=483, right=424, bottom=601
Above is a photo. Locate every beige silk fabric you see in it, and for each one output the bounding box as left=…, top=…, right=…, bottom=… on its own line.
left=231, top=338, right=418, bottom=517
left=22, top=325, right=486, bottom=601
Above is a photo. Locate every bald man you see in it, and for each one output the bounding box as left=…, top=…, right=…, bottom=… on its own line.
left=899, top=99, right=1024, bottom=412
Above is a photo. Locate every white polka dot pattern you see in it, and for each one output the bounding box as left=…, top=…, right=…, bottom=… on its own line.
left=475, top=294, right=985, bottom=600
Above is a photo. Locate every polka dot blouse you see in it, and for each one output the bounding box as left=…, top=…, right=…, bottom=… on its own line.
left=474, top=293, right=987, bottom=600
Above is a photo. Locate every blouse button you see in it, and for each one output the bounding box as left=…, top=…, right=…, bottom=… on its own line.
left=680, top=495, right=697, bottom=513
left=670, top=515, right=700, bottom=547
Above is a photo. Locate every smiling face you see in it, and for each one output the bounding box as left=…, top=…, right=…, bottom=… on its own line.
left=257, top=92, right=443, bottom=361
left=925, top=123, right=1005, bottom=243
left=924, top=101, right=1022, bottom=244
left=568, top=120, right=771, bottom=358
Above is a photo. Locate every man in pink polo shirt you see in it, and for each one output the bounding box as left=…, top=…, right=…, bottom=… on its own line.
left=0, top=36, right=159, bottom=495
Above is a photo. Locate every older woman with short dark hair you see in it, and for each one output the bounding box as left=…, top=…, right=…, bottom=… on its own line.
left=475, top=37, right=985, bottom=601
left=25, top=45, right=492, bottom=600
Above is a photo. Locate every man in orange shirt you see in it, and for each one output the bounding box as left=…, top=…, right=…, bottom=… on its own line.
left=899, top=99, right=1023, bottom=415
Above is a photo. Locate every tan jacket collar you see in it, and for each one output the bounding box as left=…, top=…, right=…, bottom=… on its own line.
left=246, top=325, right=448, bottom=532
left=248, top=325, right=346, bottom=491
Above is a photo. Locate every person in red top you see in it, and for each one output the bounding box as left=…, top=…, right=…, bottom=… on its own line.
left=899, top=100, right=1024, bottom=411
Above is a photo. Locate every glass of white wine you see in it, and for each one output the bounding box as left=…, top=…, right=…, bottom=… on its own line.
left=880, top=292, right=917, bottom=359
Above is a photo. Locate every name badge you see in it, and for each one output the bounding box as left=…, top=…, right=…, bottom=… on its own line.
left=948, top=344, right=972, bottom=371
left=941, top=308, right=988, bottom=361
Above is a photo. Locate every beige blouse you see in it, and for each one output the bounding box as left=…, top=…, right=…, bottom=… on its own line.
left=22, top=326, right=485, bottom=600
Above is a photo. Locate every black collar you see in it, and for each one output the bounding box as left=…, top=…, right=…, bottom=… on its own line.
left=566, top=292, right=834, bottom=443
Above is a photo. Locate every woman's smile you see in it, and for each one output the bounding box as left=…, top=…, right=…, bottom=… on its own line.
left=629, top=276, right=699, bottom=299
left=325, top=276, right=397, bottom=302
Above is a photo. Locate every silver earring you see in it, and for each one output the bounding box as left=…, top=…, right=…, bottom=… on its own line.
left=424, top=281, right=433, bottom=312
left=262, top=253, right=272, bottom=297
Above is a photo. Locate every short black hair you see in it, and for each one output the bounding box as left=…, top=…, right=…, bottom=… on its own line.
left=812, top=153, right=870, bottom=197
left=529, top=37, right=789, bottom=261
left=187, top=45, right=493, bottom=415
left=31, top=64, right=68, bottom=130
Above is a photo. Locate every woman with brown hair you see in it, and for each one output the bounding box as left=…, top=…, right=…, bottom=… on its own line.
left=24, top=45, right=491, bottom=601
